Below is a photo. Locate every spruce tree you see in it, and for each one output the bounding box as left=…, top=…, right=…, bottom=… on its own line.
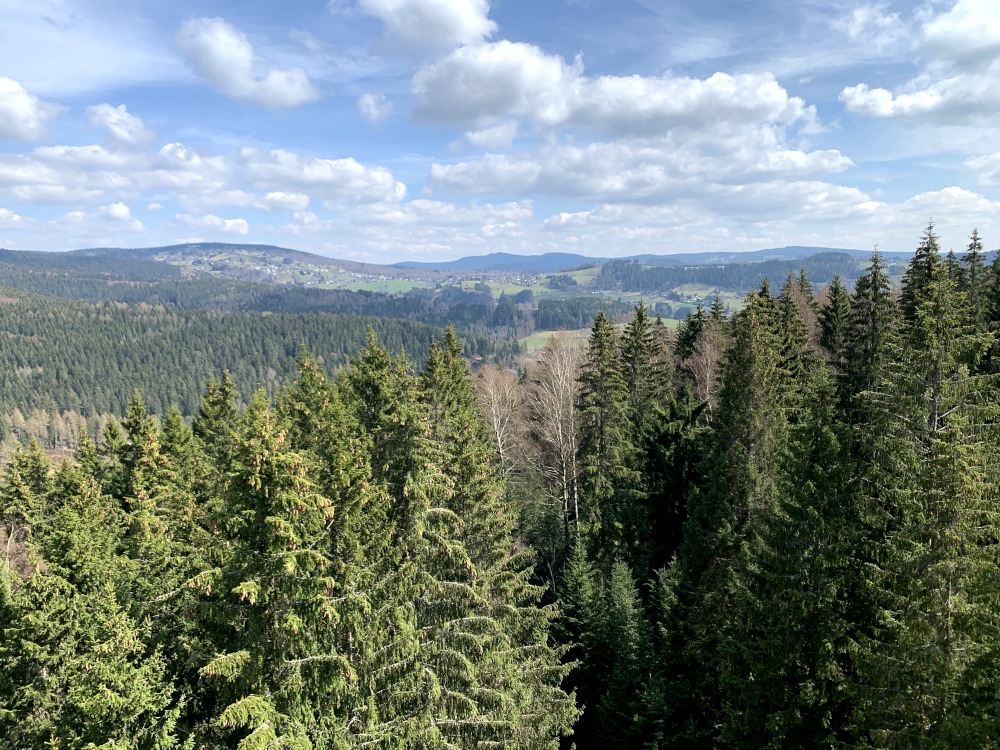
left=280, top=351, right=425, bottom=747
left=195, top=391, right=347, bottom=748
left=420, top=327, right=578, bottom=749
left=819, top=274, right=851, bottom=367
left=665, top=285, right=790, bottom=746
left=899, top=221, right=942, bottom=323
left=577, top=311, right=638, bottom=566
left=852, top=255, right=1000, bottom=746
left=0, top=463, right=177, bottom=749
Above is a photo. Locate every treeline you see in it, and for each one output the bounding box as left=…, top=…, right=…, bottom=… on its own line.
left=0, top=293, right=444, bottom=416
left=535, top=297, right=643, bottom=330
left=476, top=225, right=1000, bottom=747
left=0, top=332, right=577, bottom=747
left=596, top=251, right=886, bottom=294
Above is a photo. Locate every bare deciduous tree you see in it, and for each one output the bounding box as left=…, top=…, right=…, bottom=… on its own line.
left=685, top=320, right=727, bottom=417
left=526, top=334, right=583, bottom=533
left=474, top=365, right=523, bottom=476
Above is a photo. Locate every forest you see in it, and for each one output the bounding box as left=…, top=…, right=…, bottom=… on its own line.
left=2, top=223, right=1000, bottom=747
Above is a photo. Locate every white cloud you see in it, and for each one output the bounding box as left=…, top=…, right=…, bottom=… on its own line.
left=357, top=92, right=393, bottom=124
left=11, top=185, right=105, bottom=204
left=412, top=42, right=817, bottom=137
left=431, top=154, right=541, bottom=195
left=32, top=144, right=135, bottom=171
left=965, top=152, right=1000, bottom=186
left=98, top=201, right=144, bottom=231
left=0, top=77, right=63, bottom=141
left=87, top=104, right=157, bottom=147
left=922, top=0, right=1000, bottom=69
left=0, top=136, right=407, bottom=224
left=411, top=42, right=578, bottom=128
left=465, top=120, right=518, bottom=149
left=150, top=143, right=229, bottom=191
left=357, top=0, right=496, bottom=54
left=261, top=191, right=311, bottom=212
left=237, top=147, right=406, bottom=203
left=832, top=4, right=907, bottom=53
left=0, top=208, right=23, bottom=227
left=430, top=138, right=851, bottom=204
left=179, top=17, right=320, bottom=108
left=353, top=198, right=531, bottom=226
left=178, top=213, right=250, bottom=235
left=841, top=0, right=1000, bottom=122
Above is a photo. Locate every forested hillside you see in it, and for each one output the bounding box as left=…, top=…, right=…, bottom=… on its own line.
left=0, top=332, right=578, bottom=747
left=3, top=224, right=1000, bottom=747
left=0, top=293, right=443, bottom=416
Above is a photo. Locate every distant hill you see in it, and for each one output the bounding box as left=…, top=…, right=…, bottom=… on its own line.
left=393, top=252, right=605, bottom=273
left=71, top=242, right=402, bottom=276
left=392, top=246, right=912, bottom=273
left=20, top=241, right=918, bottom=276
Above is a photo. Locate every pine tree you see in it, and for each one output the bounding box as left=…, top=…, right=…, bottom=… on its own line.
left=722, top=367, right=860, bottom=747
left=621, top=302, right=666, bottom=438
left=556, top=540, right=604, bottom=748
left=192, top=369, right=240, bottom=471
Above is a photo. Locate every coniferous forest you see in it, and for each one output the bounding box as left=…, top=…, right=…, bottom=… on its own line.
left=4, top=224, right=1000, bottom=747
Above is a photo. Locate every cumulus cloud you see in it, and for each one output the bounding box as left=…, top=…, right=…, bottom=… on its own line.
left=841, top=0, right=1000, bottom=122
left=922, top=0, right=1000, bottom=69
left=0, top=208, right=23, bottom=226
left=0, top=77, right=63, bottom=141
left=0, top=137, right=406, bottom=224
left=430, top=138, right=851, bottom=204
left=412, top=42, right=817, bottom=136
left=98, top=201, right=144, bottom=231
left=465, top=120, right=518, bottom=149
left=357, top=92, right=393, bottom=124
left=237, top=147, right=406, bottom=203
left=178, top=212, right=250, bottom=235
left=179, top=17, right=320, bottom=108
left=353, top=198, right=532, bottom=226
left=357, top=0, right=496, bottom=54
left=87, top=104, right=157, bottom=147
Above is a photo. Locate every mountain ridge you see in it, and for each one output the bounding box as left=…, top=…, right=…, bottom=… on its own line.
left=58, top=242, right=913, bottom=273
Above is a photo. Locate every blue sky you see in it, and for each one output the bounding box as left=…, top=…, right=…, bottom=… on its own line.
left=0, top=0, right=998, bottom=262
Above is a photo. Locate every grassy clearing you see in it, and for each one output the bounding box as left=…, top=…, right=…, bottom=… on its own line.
left=519, top=328, right=591, bottom=351
left=344, top=279, right=432, bottom=293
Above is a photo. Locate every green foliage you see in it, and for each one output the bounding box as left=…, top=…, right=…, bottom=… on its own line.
left=5, top=223, right=1000, bottom=748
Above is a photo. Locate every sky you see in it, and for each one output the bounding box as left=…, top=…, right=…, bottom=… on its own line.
left=0, top=0, right=999, bottom=262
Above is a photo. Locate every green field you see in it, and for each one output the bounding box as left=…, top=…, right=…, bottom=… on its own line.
left=344, top=279, right=433, bottom=293
left=519, top=328, right=591, bottom=352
